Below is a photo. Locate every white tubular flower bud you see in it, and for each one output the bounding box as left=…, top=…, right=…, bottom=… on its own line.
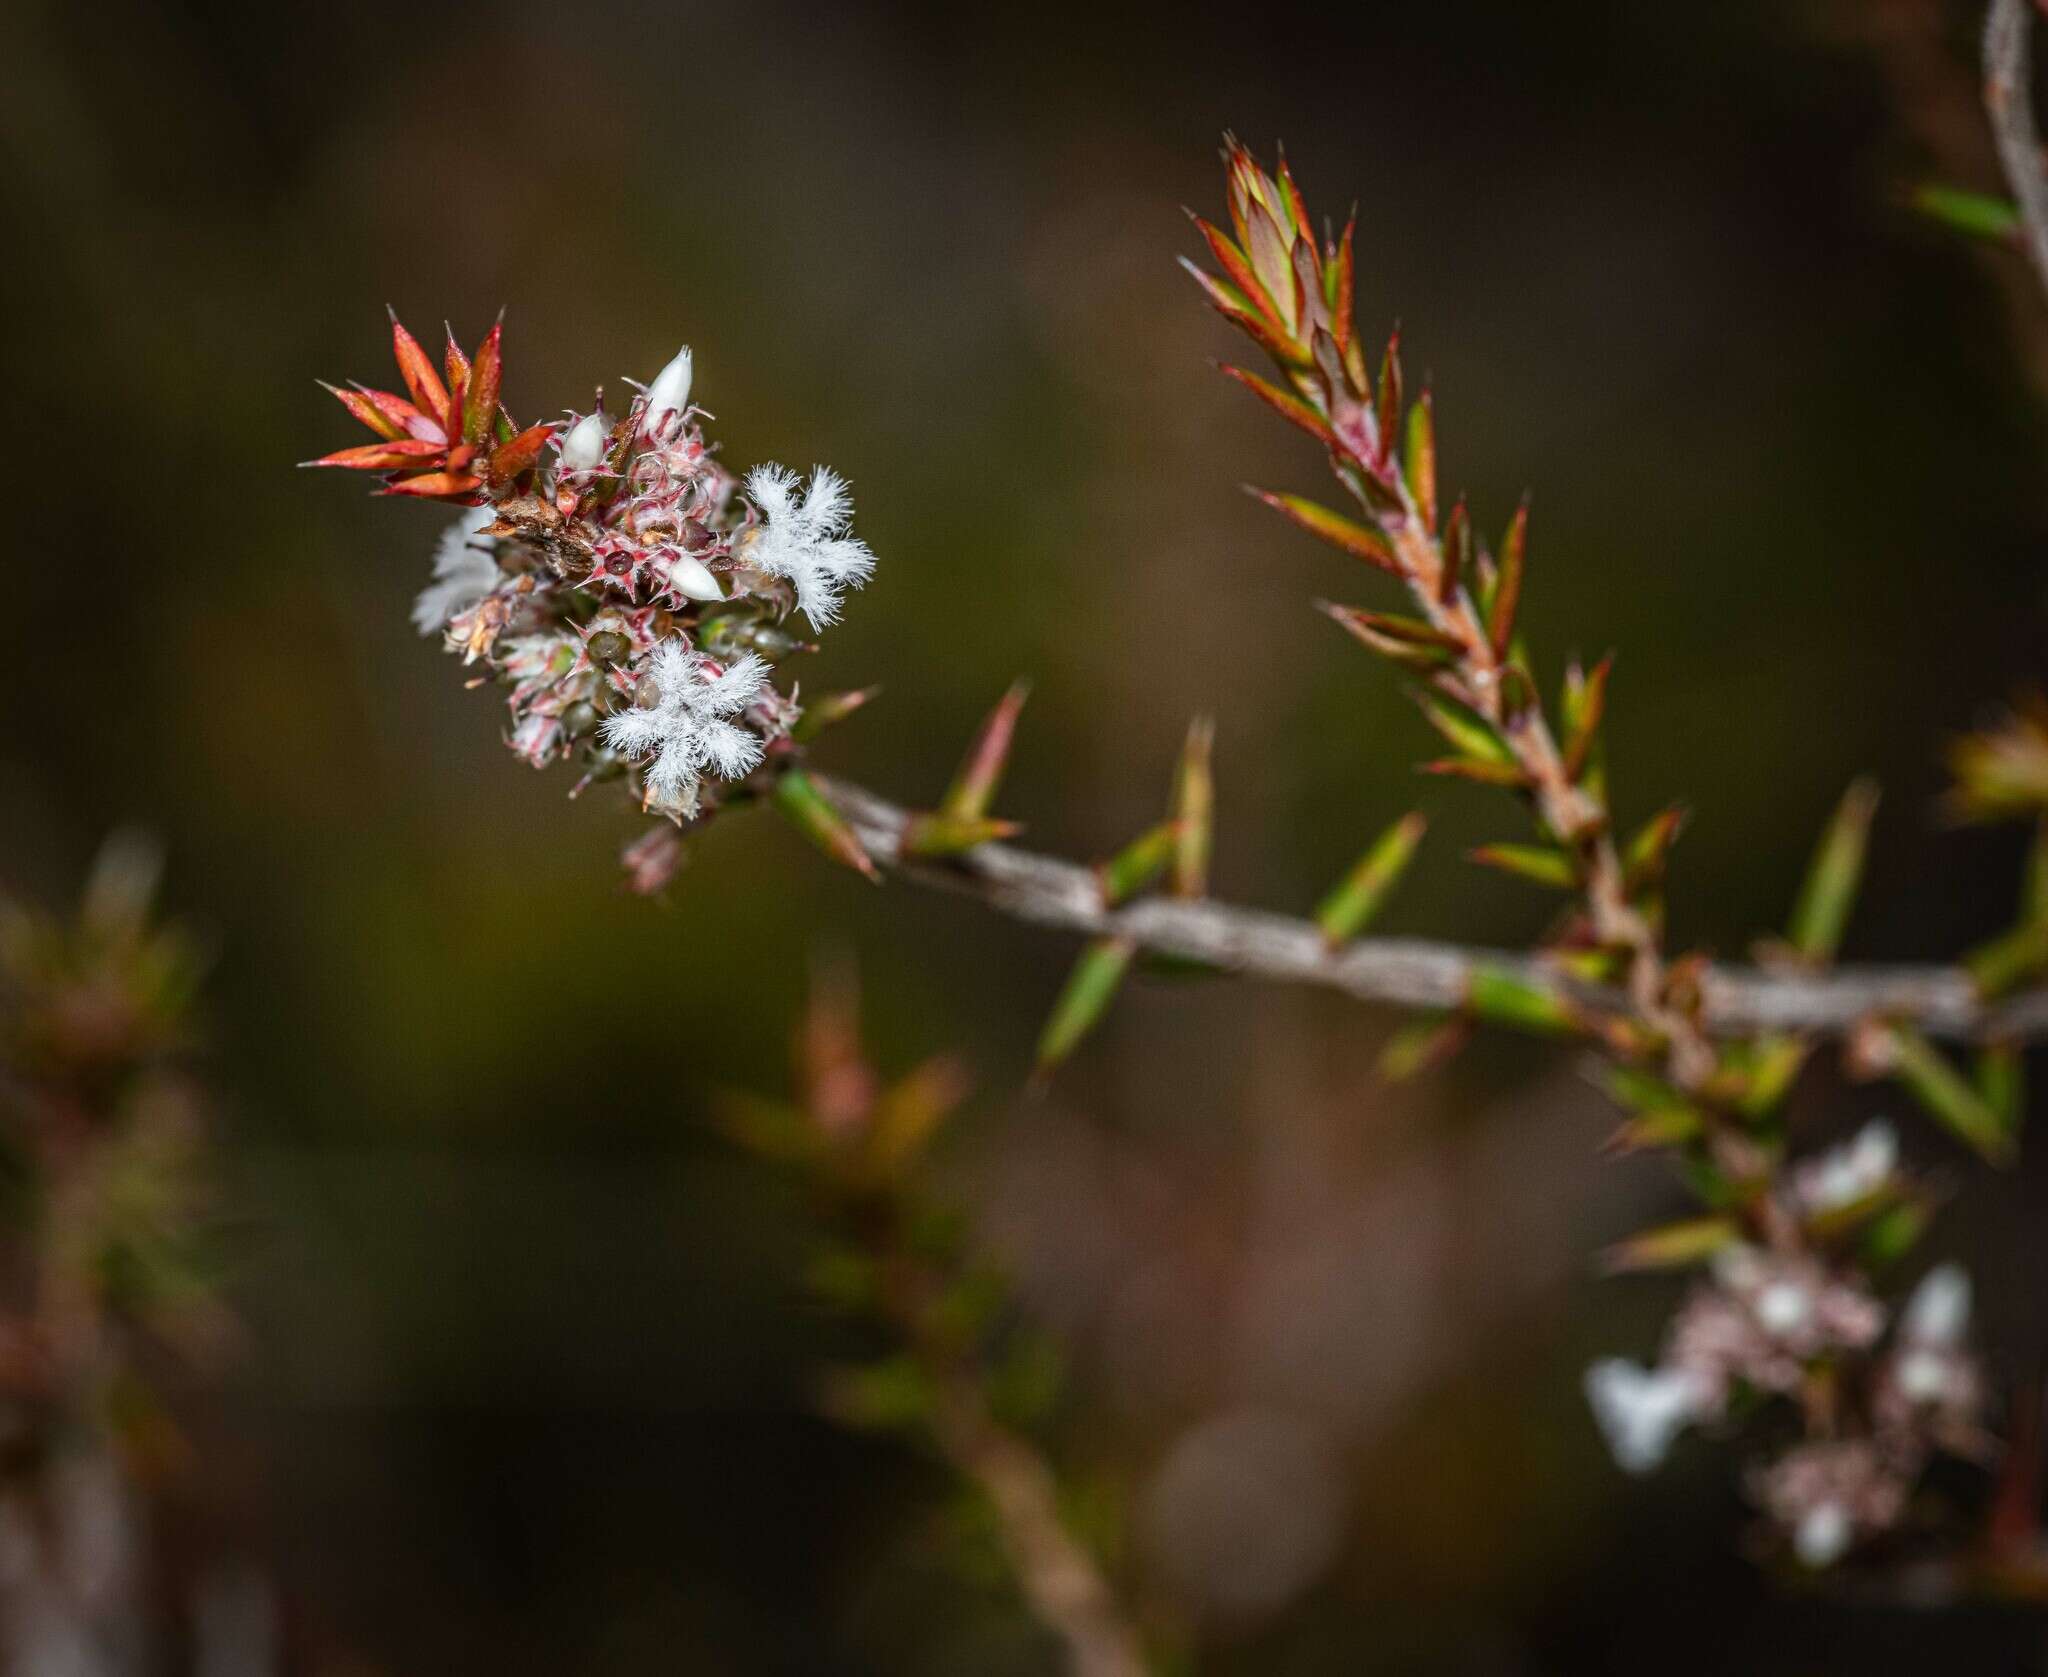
left=665, top=553, right=724, bottom=603
left=644, top=346, right=694, bottom=423
left=560, top=410, right=609, bottom=471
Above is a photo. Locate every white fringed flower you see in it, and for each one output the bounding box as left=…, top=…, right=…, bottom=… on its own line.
left=412, top=505, right=500, bottom=635
left=1583, top=1359, right=1712, bottom=1475
left=1791, top=1120, right=1898, bottom=1214
left=741, top=463, right=877, bottom=627
left=599, top=639, right=769, bottom=819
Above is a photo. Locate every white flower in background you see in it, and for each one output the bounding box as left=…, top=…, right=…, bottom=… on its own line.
left=1791, top=1120, right=1898, bottom=1214
left=1583, top=1359, right=1712, bottom=1475
left=741, top=463, right=877, bottom=627
left=412, top=505, right=500, bottom=635
left=1888, top=1263, right=1977, bottom=1411
left=599, top=639, right=769, bottom=819
left=1794, top=1501, right=1852, bottom=1568
left=639, top=346, right=694, bottom=433
left=1900, top=1263, right=1970, bottom=1348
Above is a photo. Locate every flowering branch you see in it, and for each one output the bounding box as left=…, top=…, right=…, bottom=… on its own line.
left=307, top=130, right=2043, bottom=1580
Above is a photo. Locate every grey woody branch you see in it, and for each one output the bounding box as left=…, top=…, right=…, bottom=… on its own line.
left=1985, top=0, right=2048, bottom=296
left=816, top=776, right=2048, bottom=1045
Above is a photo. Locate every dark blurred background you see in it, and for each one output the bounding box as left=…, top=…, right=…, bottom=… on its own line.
left=5, top=0, right=2048, bottom=1669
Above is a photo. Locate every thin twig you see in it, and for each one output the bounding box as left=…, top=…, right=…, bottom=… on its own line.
left=1985, top=0, right=2048, bottom=296
left=926, top=1380, right=1154, bottom=1677
left=815, top=776, right=2048, bottom=1045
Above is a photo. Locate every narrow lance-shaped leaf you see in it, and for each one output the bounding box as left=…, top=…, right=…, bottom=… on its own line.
left=1488, top=499, right=1527, bottom=663
left=1561, top=654, right=1613, bottom=784
left=774, top=770, right=880, bottom=882
left=1318, top=602, right=1462, bottom=655
left=1316, top=812, right=1427, bottom=945
left=1171, top=718, right=1215, bottom=898
left=943, top=679, right=1030, bottom=821
left=1787, top=777, right=1880, bottom=964
left=1884, top=1023, right=2014, bottom=1164
left=1464, top=966, right=1584, bottom=1038
left=1096, top=821, right=1180, bottom=908
left=319, top=380, right=406, bottom=440
left=1374, top=328, right=1402, bottom=465
left=1219, top=364, right=1336, bottom=447
left=898, top=812, right=1022, bottom=859
left=442, top=326, right=471, bottom=406
left=867, top=1055, right=972, bottom=1175
left=1034, top=937, right=1137, bottom=1083
left=1416, top=694, right=1516, bottom=768
left=387, top=307, right=452, bottom=432
left=463, top=317, right=504, bottom=446
left=1622, top=803, right=1688, bottom=893
left=1180, top=259, right=1310, bottom=368
left=1378, top=1011, right=1471, bottom=1081
left=1910, top=184, right=2022, bottom=241
left=1402, top=391, right=1437, bottom=533
left=1468, top=843, right=1579, bottom=890
left=1975, top=1040, right=2025, bottom=1132
left=1604, top=1215, right=1741, bottom=1274
left=1439, top=498, right=1471, bottom=605
left=1964, top=917, right=2048, bottom=999
left=1189, top=216, right=1284, bottom=335
left=1245, top=488, right=1398, bottom=573
left=790, top=686, right=881, bottom=744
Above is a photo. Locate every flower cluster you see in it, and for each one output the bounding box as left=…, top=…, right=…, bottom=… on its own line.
left=311, top=319, right=877, bottom=882
left=1585, top=1129, right=1987, bottom=1565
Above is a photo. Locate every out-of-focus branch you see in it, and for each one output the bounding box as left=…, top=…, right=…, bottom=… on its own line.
left=925, top=1380, right=1153, bottom=1677
left=816, top=776, right=2048, bottom=1045
left=1985, top=0, right=2048, bottom=296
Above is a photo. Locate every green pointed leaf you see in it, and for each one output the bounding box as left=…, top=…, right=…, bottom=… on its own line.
left=1415, top=694, right=1515, bottom=767
left=1465, top=966, right=1583, bottom=1037
left=775, top=770, right=880, bottom=882
left=1095, top=821, right=1180, bottom=908
left=1468, top=843, right=1579, bottom=890
left=1886, top=1024, right=2015, bottom=1164
left=1247, top=488, right=1398, bottom=573
left=1487, top=500, right=1528, bottom=662
left=1402, top=392, right=1437, bottom=532
left=1560, top=654, right=1613, bottom=784
left=1440, top=498, right=1472, bottom=605
left=1034, top=936, right=1137, bottom=1080
left=1975, top=1040, right=2025, bottom=1130
left=1171, top=718, right=1214, bottom=899
left=1419, top=757, right=1531, bottom=789
left=943, top=680, right=1030, bottom=821
left=790, top=685, right=880, bottom=744
left=1220, top=363, right=1336, bottom=447
left=898, top=812, right=1022, bottom=859
left=1965, top=918, right=2048, bottom=999
left=1859, top=1197, right=1932, bottom=1269
left=1377, top=1010, right=1470, bottom=1081
left=1787, top=778, right=1879, bottom=964
left=1622, top=804, right=1688, bottom=893
left=1911, top=184, right=2021, bottom=241
left=1604, top=1215, right=1740, bottom=1273
left=1374, top=329, right=1402, bottom=463
left=1316, top=811, right=1427, bottom=945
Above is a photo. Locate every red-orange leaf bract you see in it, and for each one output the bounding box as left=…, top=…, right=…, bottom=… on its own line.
left=308, top=310, right=544, bottom=504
